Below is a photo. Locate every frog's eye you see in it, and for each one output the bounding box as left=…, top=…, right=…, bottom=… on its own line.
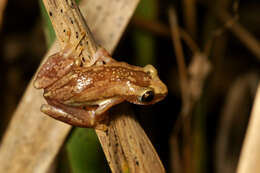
left=139, top=89, right=154, bottom=103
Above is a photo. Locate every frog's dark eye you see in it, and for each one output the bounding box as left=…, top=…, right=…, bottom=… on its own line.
left=140, top=89, right=154, bottom=103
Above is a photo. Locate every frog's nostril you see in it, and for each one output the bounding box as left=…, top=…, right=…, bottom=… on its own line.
left=140, top=89, right=154, bottom=103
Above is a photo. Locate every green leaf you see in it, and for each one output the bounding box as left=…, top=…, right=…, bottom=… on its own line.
left=66, top=128, right=109, bottom=173
left=132, top=0, right=158, bottom=66
left=39, top=0, right=56, bottom=48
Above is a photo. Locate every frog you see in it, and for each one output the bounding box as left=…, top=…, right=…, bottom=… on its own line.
left=34, top=47, right=168, bottom=128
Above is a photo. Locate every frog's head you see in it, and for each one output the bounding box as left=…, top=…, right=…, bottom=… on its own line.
left=126, top=64, right=168, bottom=105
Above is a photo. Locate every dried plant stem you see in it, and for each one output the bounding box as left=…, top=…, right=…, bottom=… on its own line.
left=132, top=16, right=199, bottom=53
left=181, top=28, right=200, bottom=53
left=0, top=0, right=167, bottom=173
left=216, top=73, right=258, bottom=173
left=168, top=6, right=212, bottom=173
left=216, top=10, right=260, bottom=60
left=0, top=42, right=66, bottom=173
left=182, top=0, right=197, bottom=38
left=168, top=7, right=189, bottom=103
left=43, top=0, right=97, bottom=65
left=131, top=16, right=170, bottom=38
left=96, top=104, right=165, bottom=173
left=168, top=7, right=193, bottom=173
left=0, top=0, right=7, bottom=29
left=237, top=82, right=260, bottom=173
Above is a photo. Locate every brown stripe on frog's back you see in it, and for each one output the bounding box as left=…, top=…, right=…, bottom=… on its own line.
left=75, top=64, right=151, bottom=87
left=108, top=66, right=151, bottom=87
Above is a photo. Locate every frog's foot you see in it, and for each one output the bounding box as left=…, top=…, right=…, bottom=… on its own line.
left=95, top=123, right=109, bottom=131
left=92, top=47, right=116, bottom=66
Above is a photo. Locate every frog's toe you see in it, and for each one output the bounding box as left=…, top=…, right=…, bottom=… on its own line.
left=95, top=124, right=109, bottom=131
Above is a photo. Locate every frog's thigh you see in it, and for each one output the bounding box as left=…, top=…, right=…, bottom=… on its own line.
left=41, top=104, right=95, bottom=127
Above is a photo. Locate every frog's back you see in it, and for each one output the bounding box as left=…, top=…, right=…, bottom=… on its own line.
left=44, top=63, right=152, bottom=102
left=76, top=64, right=151, bottom=87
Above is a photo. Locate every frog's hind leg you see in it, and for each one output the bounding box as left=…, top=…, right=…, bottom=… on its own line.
left=34, top=52, right=75, bottom=89
left=41, top=104, right=90, bottom=127
left=41, top=98, right=124, bottom=128
left=41, top=100, right=100, bottom=128
left=41, top=104, right=100, bottom=128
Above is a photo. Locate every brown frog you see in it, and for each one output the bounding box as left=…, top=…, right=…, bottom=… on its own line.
left=34, top=47, right=167, bottom=128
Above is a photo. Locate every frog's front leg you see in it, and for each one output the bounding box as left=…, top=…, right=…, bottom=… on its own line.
left=41, top=97, right=124, bottom=128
